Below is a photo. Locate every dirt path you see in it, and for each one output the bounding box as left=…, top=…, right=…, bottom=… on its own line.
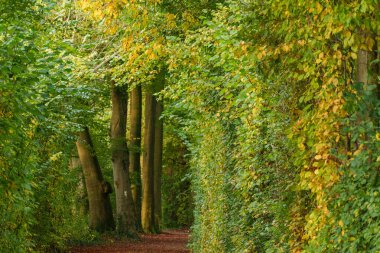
left=69, top=229, right=190, bottom=253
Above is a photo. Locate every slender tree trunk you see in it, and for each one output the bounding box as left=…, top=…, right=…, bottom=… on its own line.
left=357, top=49, right=368, bottom=85
left=76, top=127, right=114, bottom=232
left=153, top=74, right=164, bottom=232
left=141, top=91, right=156, bottom=233
left=357, top=44, right=371, bottom=144
left=129, top=85, right=142, bottom=230
left=111, top=85, right=137, bottom=236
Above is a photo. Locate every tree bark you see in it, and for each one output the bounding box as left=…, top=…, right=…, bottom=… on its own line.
left=111, top=85, right=137, bottom=236
left=76, top=127, right=114, bottom=232
left=141, top=91, right=156, bottom=233
left=153, top=74, right=164, bottom=232
left=357, top=49, right=368, bottom=85
left=129, top=85, right=142, bottom=230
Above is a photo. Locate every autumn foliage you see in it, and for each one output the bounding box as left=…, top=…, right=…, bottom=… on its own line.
left=0, top=0, right=379, bottom=252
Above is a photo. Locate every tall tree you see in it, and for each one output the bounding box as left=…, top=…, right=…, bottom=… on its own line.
left=76, top=127, right=114, bottom=232
left=129, top=85, right=143, bottom=230
left=141, top=90, right=156, bottom=233
left=110, top=84, right=137, bottom=236
left=153, top=72, right=165, bottom=231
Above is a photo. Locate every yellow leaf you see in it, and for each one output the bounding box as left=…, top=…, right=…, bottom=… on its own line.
left=297, top=40, right=306, bottom=46
left=315, top=154, right=322, bottom=160
left=282, top=44, right=290, bottom=52
left=316, top=2, right=323, bottom=13
left=336, top=51, right=342, bottom=59
left=93, top=9, right=104, bottom=20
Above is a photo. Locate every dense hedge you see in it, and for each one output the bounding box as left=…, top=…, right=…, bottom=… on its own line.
left=166, top=0, right=379, bottom=252
left=0, top=1, right=98, bottom=251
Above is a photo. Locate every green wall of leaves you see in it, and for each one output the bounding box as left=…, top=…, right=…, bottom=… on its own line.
left=165, top=0, right=379, bottom=252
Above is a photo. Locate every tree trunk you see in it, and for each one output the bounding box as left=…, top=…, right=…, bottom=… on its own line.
left=141, top=91, right=156, bottom=233
left=129, top=85, right=142, bottom=230
left=153, top=74, right=164, bottom=232
left=111, top=85, right=137, bottom=236
left=357, top=49, right=368, bottom=85
left=76, top=127, right=114, bottom=232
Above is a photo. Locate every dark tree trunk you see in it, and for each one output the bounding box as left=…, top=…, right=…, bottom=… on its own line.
left=129, top=85, right=142, bottom=230
left=141, top=91, right=156, bottom=233
left=76, top=127, right=114, bottom=232
left=111, top=85, right=137, bottom=236
left=153, top=73, right=164, bottom=232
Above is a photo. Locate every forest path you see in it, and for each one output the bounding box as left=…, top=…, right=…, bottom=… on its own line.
left=69, top=229, right=190, bottom=253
